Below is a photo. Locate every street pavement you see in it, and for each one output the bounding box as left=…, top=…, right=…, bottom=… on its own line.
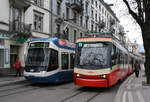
left=0, top=75, right=26, bottom=87
left=114, top=64, right=150, bottom=102
left=0, top=64, right=150, bottom=102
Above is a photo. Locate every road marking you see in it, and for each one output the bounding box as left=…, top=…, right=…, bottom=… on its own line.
left=122, top=91, right=127, bottom=102
left=128, top=92, right=134, bottom=102
left=136, top=91, right=145, bottom=102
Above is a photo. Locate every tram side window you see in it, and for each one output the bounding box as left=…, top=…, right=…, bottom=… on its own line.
left=120, top=50, right=124, bottom=64
left=70, top=53, right=75, bottom=69
left=125, top=54, right=128, bottom=64
left=48, top=49, right=58, bottom=71
left=117, top=49, right=121, bottom=64
left=111, top=45, right=117, bottom=65
left=131, top=57, right=134, bottom=67
left=62, top=52, right=69, bottom=70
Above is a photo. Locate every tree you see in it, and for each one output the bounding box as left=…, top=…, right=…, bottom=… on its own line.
left=122, top=0, right=150, bottom=84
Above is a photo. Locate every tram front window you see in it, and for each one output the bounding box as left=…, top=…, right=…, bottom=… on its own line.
left=75, top=42, right=111, bottom=69
left=25, top=48, right=50, bottom=72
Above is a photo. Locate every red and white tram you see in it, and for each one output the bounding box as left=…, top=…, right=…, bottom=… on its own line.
left=74, top=34, right=137, bottom=87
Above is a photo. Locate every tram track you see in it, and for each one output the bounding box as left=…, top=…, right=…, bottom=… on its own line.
left=60, top=87, right=104, bottom=102
left=85, top=92, right=101, bottom=102
left=60, top=91, right=85, bottom=102
left=0, top=86, right=39, bottom=98
left=0, top=83, right=30, bottom=92
left=0, top=82, right=44, bottom=98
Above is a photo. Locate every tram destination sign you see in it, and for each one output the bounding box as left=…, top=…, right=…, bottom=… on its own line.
left=30, top=42, right=49, bottom=47
left=78, top=42, right=104, bottom=48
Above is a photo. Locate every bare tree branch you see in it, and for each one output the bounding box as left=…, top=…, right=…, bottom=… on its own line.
left=123, top=0, right=142, bottom=26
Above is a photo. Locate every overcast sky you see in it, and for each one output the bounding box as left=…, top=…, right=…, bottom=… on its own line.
left=104, top=0, right=143, bottom=44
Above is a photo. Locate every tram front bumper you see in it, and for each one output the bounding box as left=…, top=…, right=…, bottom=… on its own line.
left=74, top=78, right=108, bottom=87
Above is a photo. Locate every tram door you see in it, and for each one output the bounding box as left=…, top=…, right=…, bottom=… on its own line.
left=10, top=46, right=19, bottom=69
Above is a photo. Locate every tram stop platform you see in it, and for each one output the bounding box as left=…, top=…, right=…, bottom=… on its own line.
left=114, top=64, right=150, bottom=102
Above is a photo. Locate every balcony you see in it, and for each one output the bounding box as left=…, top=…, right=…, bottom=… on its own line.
left=71, top=1, right=84, bottom=14
left=9, top=0, right=30, bottom=10
left=9, top=21, right=32, bottom=37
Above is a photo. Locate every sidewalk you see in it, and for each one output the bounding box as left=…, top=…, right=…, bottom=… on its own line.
left=114, top=64, right=150, bottom=102
left=0, top=75, right=26, bottom=87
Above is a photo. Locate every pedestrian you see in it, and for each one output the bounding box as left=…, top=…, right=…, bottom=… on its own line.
left=14, top=58, right=22, bottom=77
left=134, top=60, right=140, bottom=77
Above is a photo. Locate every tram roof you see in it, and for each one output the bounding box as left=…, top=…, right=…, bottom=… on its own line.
left=77, top=33, right=128, bottom=53
left=29, top=37, right=58, bottom=42
left=28, top=37, right=75, bottom=51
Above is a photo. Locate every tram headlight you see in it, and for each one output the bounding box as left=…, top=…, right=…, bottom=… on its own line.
left=100, top=74, right=106, bottom=79
left=77, top=73, right=82, bottom=78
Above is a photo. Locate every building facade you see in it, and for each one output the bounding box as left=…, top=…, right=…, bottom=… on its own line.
left=51, top=0, right=88, bottom=43
left=0, top=0, right=120, bottom=75
left=51, top=0, right=120, bottom=43
left=0, top=0, right=51, bottom=75
left=0, top=0, right=31, bottom=74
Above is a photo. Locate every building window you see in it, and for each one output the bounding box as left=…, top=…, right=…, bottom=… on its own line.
left=74, top=12, right=77, bottom=23
left=85, top=2, right=88, bottom=14
left=95, top=24, right=97, bottom=32
left=95, top=11, right=97, bottom=21
left=86, top=18, right=88, bottom=29
left=66, top=7, right=69, bottom=20
left=0, top=49, right=4, bottom=68
left=95, top=1, right=97, bottom=7
left=99, top=16, right=101, bottom=23
left=74, top=30, right=76, bottom=43
left=65, top=27, right=69, bottom=40
left=57, top=2, right=61, bottom=15
left=61, top=52, right=69, bottom=70
left=91, top=0, right=94, bottom=4
left=99, top=4, right=101, bottom=12
left=56, top=24, right=61, bottom=37
left=91, top=23, right=94, bottom=32
left=80, top=16, right=83, bottom=26
left=12, top=7, right=22, bottom=31
left=33, top=0, right=43, bottom=7
left=34, top=12, right=43, bottom=32
left=80, top=33, right=83, bottom=37
left=91, top=9, right=94, bottom=19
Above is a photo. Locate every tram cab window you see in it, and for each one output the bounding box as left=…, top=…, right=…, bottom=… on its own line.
left=70, top=53, right=75, bottom=69
left=48, top=49, right=58, bottom=71
left=62, top=52, right=69, bottom=70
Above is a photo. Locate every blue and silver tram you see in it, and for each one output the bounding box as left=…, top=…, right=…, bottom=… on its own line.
left=24, top=37, right=75, bottom=83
